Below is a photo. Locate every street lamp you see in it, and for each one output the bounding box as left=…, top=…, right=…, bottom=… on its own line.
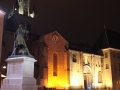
left=2, top=66, right=6, bottom=69
left=0, top=65, right=6, bottom=88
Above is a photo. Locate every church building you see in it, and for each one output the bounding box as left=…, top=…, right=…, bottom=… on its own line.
left=1, top=0, right=120, bottom=90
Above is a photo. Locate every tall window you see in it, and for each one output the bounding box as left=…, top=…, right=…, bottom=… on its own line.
left=98, top=72, right=102, bottom=83
left=73, top=54, right=77, bottom=62
left=105, top=52, right=108, bottom=58
left=53, top=53, right=57, bottom=76
left=106, top=64, right=109, bottom=69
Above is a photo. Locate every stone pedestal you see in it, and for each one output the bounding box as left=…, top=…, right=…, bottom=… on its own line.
left=1, top=56, right=38, bottom=90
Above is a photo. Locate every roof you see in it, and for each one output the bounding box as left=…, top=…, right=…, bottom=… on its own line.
left=68, top=42, right=93, bottom=53
left=106, top=29, right=120, bottom=49
left=93, top=29, right=120, bottom=51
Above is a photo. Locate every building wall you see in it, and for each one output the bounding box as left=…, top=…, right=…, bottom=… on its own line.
left=39, top=31, right=69, bottom=89
left=102, top=48, right=120, bottom=90
left=102, top=48, right=113, bottom=89
left=69, top=50, right=84, bottom=89
left=0, top=10, right=5, bottom=65
left=2, top=30, right=118, bottom=90
left=69, top=49, right=103, bottom=90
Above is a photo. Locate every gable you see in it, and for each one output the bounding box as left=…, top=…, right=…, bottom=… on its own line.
left=40, top=31, right=68, bottom=44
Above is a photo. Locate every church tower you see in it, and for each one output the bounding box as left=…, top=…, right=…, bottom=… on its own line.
left=18, top=0, right=30, bottom=16
left=6, top=0, right=36, bottom=34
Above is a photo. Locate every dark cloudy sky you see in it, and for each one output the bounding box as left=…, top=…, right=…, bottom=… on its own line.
left=1, top=0, right=120, bottom=46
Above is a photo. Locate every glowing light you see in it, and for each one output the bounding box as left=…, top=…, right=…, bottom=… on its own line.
left=0, top=10, right=5, bottom=15
left=0, top=11, right=2, bottom=14
left=1, top=74, right=6, bottom=77
left=71, top=77, right=80, bottom=86
left=30, top=13, right=35, bottom=18
left=66, top=84, right=69, bottom=88
left=2, top=66, right=6, bottom=69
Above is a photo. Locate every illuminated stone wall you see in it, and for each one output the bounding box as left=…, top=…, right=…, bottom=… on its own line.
left=69, top=50, right=84, bottom=89
left=102, top=48, right=113, bottom=89
left=2, top=30, right=116, bottom=90
left=102, top=48, right=120, bottom=90
left=69, top=50, right=104, bottom=90
left=38, top=31, right=106, bottom=90
left=39, top=31, right=69, bottom=89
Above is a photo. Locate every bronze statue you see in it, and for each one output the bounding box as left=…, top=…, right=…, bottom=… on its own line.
left=11, top=24, right=33, bottom=57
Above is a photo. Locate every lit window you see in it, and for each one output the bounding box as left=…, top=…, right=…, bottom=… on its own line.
left=53, top=53, right=57, bottom=76
left=73, top=54, right=77, bottom=62
left=105, top=52, right=108, bottom=58
left=98, top=72, right=102, bottom=83
left=106, top=64, right=109, bottom=69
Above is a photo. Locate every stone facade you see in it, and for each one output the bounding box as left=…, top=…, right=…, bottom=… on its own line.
left=1, top=0, right=120, bottom=90
left=1, top=30, right=116, bottom=90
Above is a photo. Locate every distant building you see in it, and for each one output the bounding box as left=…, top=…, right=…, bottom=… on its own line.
left=1, top=0, right=120, bottom=90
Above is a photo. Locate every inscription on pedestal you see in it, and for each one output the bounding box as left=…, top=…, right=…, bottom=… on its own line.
left=1, top=57, right=38, bottom=90
left=7, top=61, right=22, bottom=78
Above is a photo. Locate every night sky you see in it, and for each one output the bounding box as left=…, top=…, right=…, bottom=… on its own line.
left=1, top=0, right=120, bottom=46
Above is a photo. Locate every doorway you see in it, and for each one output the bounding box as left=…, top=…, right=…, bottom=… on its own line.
left=83, top=65, right=92, bottom=89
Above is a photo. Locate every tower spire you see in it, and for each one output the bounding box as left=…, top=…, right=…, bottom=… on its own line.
left=104, top=24, right=109, bottom=47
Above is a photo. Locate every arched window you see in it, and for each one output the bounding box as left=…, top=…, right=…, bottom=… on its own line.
left=53, top=53, right=57, bottom=76
left=98, top=72, right=102, bottom=83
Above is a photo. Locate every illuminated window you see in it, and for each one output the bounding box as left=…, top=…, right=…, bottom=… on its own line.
left=53, top=53, right=57, bottom=76
left=73, top=54, right=77, bottom=62
left=106, top=64, right=109, bottom=69
left=98, top=72, right=102, bottom=83
left=104, top=52, right=108, bottom=58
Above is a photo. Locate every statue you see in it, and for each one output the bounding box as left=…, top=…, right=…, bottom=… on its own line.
left=11, top=24, right=33, bottom=57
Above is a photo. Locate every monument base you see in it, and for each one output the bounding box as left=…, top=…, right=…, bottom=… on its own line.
left=1, top=56, right=38, bottom=90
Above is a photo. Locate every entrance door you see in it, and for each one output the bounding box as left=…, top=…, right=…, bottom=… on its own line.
left=84, top=65, right=92, bottom=89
